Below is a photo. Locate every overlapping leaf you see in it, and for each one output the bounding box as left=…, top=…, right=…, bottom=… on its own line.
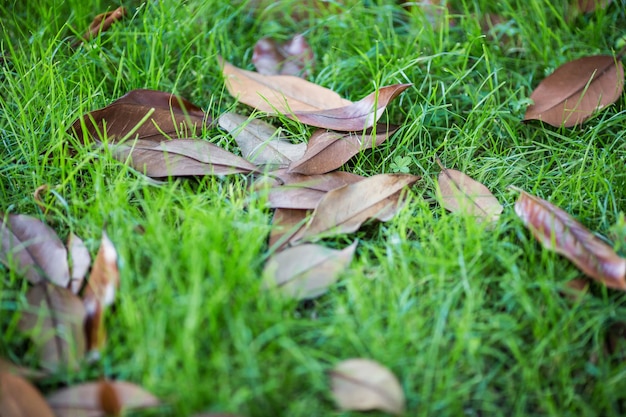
left=252, top=34, right=314, bottom=77
left=514, top=189, right=626, bottom=290
left=0, top=371, right=56, bottom=417
left=268, top=208, right=310, bottom=249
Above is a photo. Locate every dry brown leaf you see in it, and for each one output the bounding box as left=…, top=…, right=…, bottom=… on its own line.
left=0, top=213, right=70, bottom=286
left=436, top=159, right=502, bottom=223
left=514, top=189, right=626, bottom=290
left=46, top=380, right=160, bottom=417
left=268, top=208, right=310, bottom=249
left=288, top=124, right=398, bottom=175
left=577, top=0, right=612, bottom=13
left=0, top=357, right=48, bottom=380
left=523, top=55, right=624, bottom=127
left=292, top=173, right=419, bottom=242
left=218, top=113, right=306, bottom=167
left=73, top=7, right=127, bottom=48
left=18, top=283, right=86, bottom=372
left=329, top=358, right=405, bottom=415
left=221, top=58, right=352, bottom=113
left=263, top=241, right=357, bottom=299
left=70, top=89, right=209, bottom=144
left=0, top=371, right=56, bottom=417
left=253, top=34, right=314, bottom=77
left=67, top=233, right=91, bottom=294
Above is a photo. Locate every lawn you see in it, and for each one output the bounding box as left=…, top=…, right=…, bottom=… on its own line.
left=1, top=0, right=626, bottom=416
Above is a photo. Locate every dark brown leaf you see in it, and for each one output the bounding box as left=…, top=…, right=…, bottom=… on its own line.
left=0, top=213, right=69, bottom=286
left=0, top=371, right=56, bottom=417
left=67, top=233, right=91, bottom=294
left=288, top=124, right=398, bottom=175
left=253, top=34, right=314, bottom=77
left=73, top=7, right=126, bottom=48
left=514, top=189, right=626, bottom=290
left=524, top=55, right=624, bottom=127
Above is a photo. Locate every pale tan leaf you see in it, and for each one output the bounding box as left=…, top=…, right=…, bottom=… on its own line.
left=0, top=371, right=56, bottom=417
left=67, top=233, right=91, bottom=294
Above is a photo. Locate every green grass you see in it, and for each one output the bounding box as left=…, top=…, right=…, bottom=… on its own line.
left=2, top=0, right=626, bottom=416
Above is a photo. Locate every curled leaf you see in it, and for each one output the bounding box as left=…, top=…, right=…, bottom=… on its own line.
left=0, top=371, right=56, bottom=417
left=514, top=189, right=626, bottom=290
left=253, top=34, right=314, bottom=77
left=330, top=358, right=405, bottom=415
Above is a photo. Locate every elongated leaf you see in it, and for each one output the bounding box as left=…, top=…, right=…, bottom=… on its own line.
left=436, top=159, right=502, bottom=223
left=18, top=283, right=86, bottom=372
left=291, top=84, right=411, bottom=131
left=67, top=233, right=91, bottom=294
left=111, top=138, right=258, bottom=177
left=221, top=59, right=352, bottom=113
left=269, top=208, right=311, bottom=250
left=0, top=371, right=56, bottom=417
left=73, top=6, right=126, bottom=48
left=288, top=124, right=398, bottom=175
left=293, top=173, right=419, bottom=241
left=514, top=189, right=626, bottom=290
left=330, top=358, right=405, bottom=415
left=70, top=89, right=208, bottom=143
left=263, top=241, right=357, bottom=299
left=253, top=34, right=314, bottom=77
left=218, top=113, right=306, bottom=167
left=1, top=213, right=69, bottom=286
left=524, top=55, right=624, bottom=127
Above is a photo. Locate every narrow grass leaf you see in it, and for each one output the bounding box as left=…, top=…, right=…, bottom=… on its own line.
left=523, top=55, right=624, bottom=127
left=67, top=233, right=91, bottom=294
left=288, top=124, right=398, bottom=175
left=263, top=241, right=357, bottom=299
left=253, top=34, right=314, bottom=77
left=73, top=6, right=127, bottom=48
left=330, top=358, right=405, bottom=415
left=0, top=371, right=56, bottom=417
left=1, top=213, right=70, bottom=286
left=514, top=189, right=626, bottom=290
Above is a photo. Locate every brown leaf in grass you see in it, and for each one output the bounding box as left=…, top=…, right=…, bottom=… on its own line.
left=288, top=124, right=399, bottom=175
left=70, top=89, right=209, bottom=144
left=292, top=173, right=419, bottom=242
left=268, top=208, right=310, bottom=249
left=253, top=34, right=315, bottom=77
left=523, top=55, right=624, bottom=127
left=222, top=58, right=351, bottom=114
left=514, top=189, right=626, bottom=290
left=577, top=0, right=612, bottom=13
left=218, top=112, right=306, bottom=167
left=0, top=357, right=48, bottom=380
left=73, top=7, right=126, bottom=48
left=436, top=159, right=502, bottom=223
left=111, top=138, right=258, bottom=177
left=329, top=358, right=405, bottom=415
left=18, top=283, right=86, bottom=372
left=0, top=213, right=70, bottom=286
left=46, top=380, right=160, bottom=417
left=263, top=241, right=357, bottom=299
left=67, top=233, right=91, bottom=294
left=0, top=371, right=56, bottom=417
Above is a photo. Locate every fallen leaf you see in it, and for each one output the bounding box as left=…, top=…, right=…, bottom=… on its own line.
left=263, top=241, right=357, bottom=299
left=0, top=358, right=48, bottom=380
left=268, top=208, right=311, bottom=249
left=288, top=124, right=398, bottom=175
left=514, top=188, right=626, bottom=290
left=292, top=173, right=419, bottom=242
left=218, top=112, right=306, bottom=167
left=0, top=213, right=70, bottom=286
left=70, top=89, right=209, bottom=144
left=523, top=55, right=624, bottom=127
left=221, top=58, right=352, bottom=113
left=436, top=159, right=502, bottom=223
left=46, top=380, right=160, bottom=417
left=67, top=233, right=91, bottom=294
left=72, top=6, right=126, bottom=49
left=110, top=138, right=258, bottom=177
left=577, top=0, right=612, bottom=13
left=253, top=34, right=314, bottom=77
left=329, top=358, right=405, bottom=415
left=18, top=282, right=86, bottom=372
left=0, top=371, right=56, bottom=417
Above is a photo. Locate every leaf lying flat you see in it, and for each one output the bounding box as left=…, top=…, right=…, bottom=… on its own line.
left=253, top=34, right=314, bottom=77
left=218, top=112, right=306, bottom=167
left=70, top=89, right=208, bottom=144
left=263, top=241, right=357, bottom=299
left=524, top=55, right=624, bottom=127
left=330, top=358, right=405, bottom=415
left=0, top=213, right=70, bottom=286
left=288, top=125, right=398, bottom=175
left=0, top=371, right=56, bottom=417
left=268, top=208, right=310, bottom=249
left=514, top=189, right=626, bottom=290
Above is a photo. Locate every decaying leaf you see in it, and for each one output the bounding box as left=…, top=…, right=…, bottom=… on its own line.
left=436, top=159, right=502, bottom=223
left=514, top=189, right=626, bottom=290
left=263, top=241, right=357, bottom=299
left=70, top=89, right=209, bottom=144
left=0, top=371, right=56, bottom=417
left=73, top=6, right=127, bottom=48
left=523, top=55, right=624, bottom=127
left=253, top=34, right=314, bottom=77
left=67, top=233, right=91, bottom=294
left=0, top=213, right=70, bottom=287
left=288, top=124, right=398, bottom=175
left=292, top=173, right=419, bottom=242
left=46, top=380, right=160, bottom=417
left=110, top=138, right=258, bottom=177
left=218, top=112, right=306, bottom=167
left=329, top=358, right=405, bottom=415
left=221, top=58, right=352, bottom=113
left=268, top=208, right=310, bottom=249
left=18, top=283, right=86, bottom=372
